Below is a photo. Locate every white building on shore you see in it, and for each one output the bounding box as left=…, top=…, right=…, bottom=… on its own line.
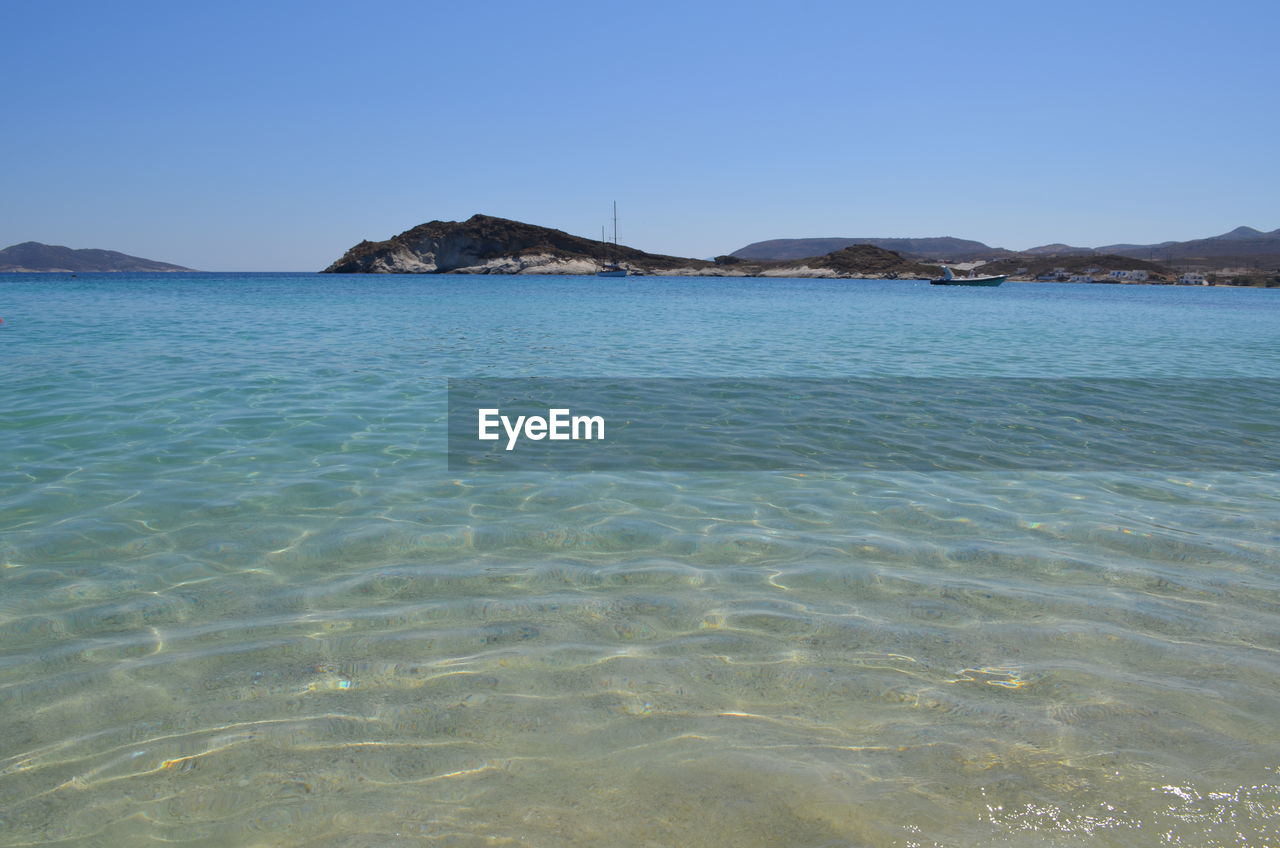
left=1107, top=270, right=1151, bottom=282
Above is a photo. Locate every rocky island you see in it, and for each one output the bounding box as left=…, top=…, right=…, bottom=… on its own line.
left=322, top=215, right=937, bottom=279
left=0, top=242, right=192, bottom=272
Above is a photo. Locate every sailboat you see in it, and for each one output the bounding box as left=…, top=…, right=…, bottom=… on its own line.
left=929, top=266, right=1005, bottom=287
left=597, top=201, right=628, bottom=277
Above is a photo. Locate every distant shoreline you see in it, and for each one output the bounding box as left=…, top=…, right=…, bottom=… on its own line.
left=2, top=270, right=1276, bottom=288
left=0, top=268, right=192, bottom=274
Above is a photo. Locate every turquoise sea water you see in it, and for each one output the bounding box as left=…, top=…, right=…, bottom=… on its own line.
left=2, top=273, right=1279, bottom=846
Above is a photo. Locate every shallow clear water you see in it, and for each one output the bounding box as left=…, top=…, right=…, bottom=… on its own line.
left=2, top=273, right=1279, bottom=846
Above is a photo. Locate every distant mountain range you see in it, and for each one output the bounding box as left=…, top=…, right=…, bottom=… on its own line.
left=1091, top=227, right=1280, bottom=266
left=732, top=226, right=1280, bottom=268
left=0, top=242, right=191, bottom=272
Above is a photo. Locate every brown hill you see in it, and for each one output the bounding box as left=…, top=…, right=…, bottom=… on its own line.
left=803, top=245, right=936, bottom=277
left=732, top=236, right=1007, bottom=262
left=977, top=254, right=1173, bottom=280
left=324, top=214, right=712, bottom=274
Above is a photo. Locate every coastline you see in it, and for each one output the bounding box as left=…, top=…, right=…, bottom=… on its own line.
left=4, top=269, right=1276, bottom=286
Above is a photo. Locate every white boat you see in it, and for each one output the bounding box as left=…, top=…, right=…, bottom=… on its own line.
left=930, top=266, right=1005, bottom=287
left=597, top=202, right=628, bottom=277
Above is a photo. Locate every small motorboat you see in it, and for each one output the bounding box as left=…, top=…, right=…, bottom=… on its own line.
left=930, top=266, right=1005, bottom=287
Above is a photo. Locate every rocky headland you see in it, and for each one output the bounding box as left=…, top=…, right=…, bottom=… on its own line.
left=322, top=215, right=938, bottom=279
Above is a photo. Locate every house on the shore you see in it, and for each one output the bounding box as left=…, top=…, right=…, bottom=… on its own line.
left=1178, top=272, right=1209, bottom=285
left=1107, top=270, right=1151, bottom=282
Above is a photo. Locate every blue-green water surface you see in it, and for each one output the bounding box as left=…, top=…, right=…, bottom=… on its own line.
left=2, top=274, right=1279, bottom=846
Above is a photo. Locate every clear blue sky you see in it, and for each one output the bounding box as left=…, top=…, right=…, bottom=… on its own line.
left=2, top=0, right=1276, bottom=270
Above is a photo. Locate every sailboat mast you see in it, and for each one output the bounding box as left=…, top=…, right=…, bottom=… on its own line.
left=595, top=201, right=628, bottom=277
